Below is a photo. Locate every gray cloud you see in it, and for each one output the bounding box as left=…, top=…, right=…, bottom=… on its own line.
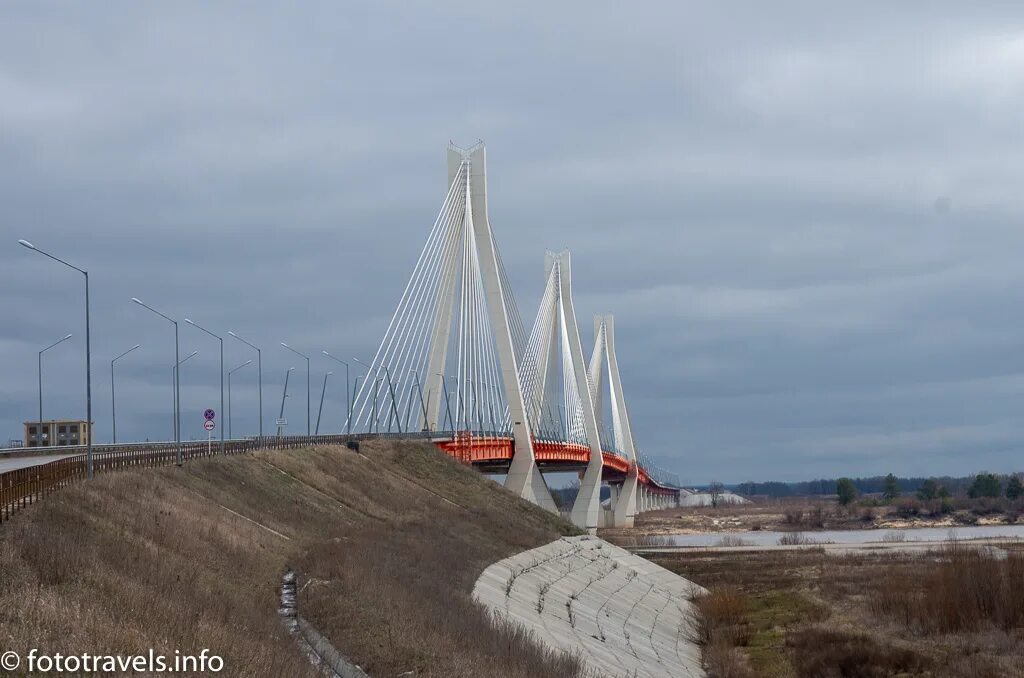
left=4, top=1, right=1024, bottom=483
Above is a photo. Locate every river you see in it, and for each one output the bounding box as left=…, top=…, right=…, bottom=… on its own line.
left=666, top=524, right=1024, bottom=547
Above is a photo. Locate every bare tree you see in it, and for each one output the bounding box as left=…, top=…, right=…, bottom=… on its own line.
left=709, top=481, right=725, bottom=508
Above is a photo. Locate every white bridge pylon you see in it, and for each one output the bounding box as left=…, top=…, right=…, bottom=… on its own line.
left=523, top=251, right=604, bottom=529
left=589, top=315, right=640, bottom=528
left=349, top=142, right=645, bottom=528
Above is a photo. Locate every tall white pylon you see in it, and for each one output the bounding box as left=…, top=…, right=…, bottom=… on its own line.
left=522, top=251, right=604, bottom=530
left=415, top=143, right=557, bottom=511
left=590, top=315, right=639, bottom=527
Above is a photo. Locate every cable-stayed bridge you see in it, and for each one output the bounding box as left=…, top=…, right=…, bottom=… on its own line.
left=349, top=142, right=680, bottom=530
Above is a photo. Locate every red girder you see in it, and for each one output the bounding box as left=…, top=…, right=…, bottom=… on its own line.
left=433, top=433, right=670, bottom=490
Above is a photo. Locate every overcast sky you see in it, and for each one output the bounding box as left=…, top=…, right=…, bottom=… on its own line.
left=3, top=2, right=1024, bottom=484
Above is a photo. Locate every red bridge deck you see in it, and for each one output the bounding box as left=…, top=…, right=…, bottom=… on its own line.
left=433, top=433, right=676, bottom=493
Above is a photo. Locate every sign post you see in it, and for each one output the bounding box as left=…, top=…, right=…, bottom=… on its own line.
left=204, top=409, right=216, bottom=455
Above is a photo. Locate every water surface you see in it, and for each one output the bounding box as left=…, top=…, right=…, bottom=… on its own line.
left=666, top=524, right=1024, bottom=547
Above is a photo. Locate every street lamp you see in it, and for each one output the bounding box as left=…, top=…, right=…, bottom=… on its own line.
left=38, top=333, right=73, bottom=446
left=315, top=371, right=333, bottom=435
left=353, top=357, right=402, bottom=434
left=20, top=240, right=94, bottom=477
left=437, top=373, right=454, bottom=432
left=281, top=343, right=310, bottom=435
left=110, top=343, right=140, bottom=444
left=173, top=351, right=199, bottom=439
left=132, top=297, right=182, bottom=466
left=450, top=374, right=463, bottom=431
left=228, top=331, right=262, bottom=438
left=352, top=358, right=376, bottom=432
left=404, top=369, right=429, bottom=433
left=322, top=351, right=351, bottom=435
left=278, top=367, right=295, bottom=436
left=185, top=318, right=224, bottom=455
left=351, top=375, right=363, bottom=431
left=228, top=359, right=252, bottom=439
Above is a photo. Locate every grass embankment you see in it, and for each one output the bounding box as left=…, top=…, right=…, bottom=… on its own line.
left=0, top=441, right=583, bottom=677
left=642, top=545, right=1024, bottom=677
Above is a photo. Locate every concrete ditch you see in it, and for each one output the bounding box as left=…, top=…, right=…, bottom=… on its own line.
left=280, top=568, right=369, bottom=678
left=473, top=535, right=707, bottom=678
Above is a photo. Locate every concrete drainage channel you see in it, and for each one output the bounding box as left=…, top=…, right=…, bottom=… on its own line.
left=280, top=568, right=370, bottom=678
left=474, top=535, right=707, bottom=678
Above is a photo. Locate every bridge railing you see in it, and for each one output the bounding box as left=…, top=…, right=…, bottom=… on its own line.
left=637, top=449, right=681, bottom=489
left=1, top=430, right=682, bottom=524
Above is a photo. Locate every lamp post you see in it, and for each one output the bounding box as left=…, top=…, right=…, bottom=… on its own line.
left=280, top=343, right=310, bottom=435
left=20, top=240, right=94, bottom=476
left=278, top=367, right=295, bottom=436
left=315, top=371, right=332, bottom=435
left=132, top=297, right=182, bottom=466
left=437, top=373, right=454, bottom=432
left=352, top=358, right=376, bottom=432
left=185, top=318, right=224, bottom=455
left=382, top=366, right=402, bottom=433
left=372, top=378, right=382, bottom=433
left=38, top=333, right=73, bottom=446
left=322, top=352, right=351, bottom=435
left=408, top=370, right=428, bottom=431
left=172, top=351, right=198, bottom=440
left=110, top=343, right=140, bottom=444
left=353, top=358, right=402, bottom=434
left=451, top=374, right=463, bottom=431
left=351, top=375, right=363, bottom=432
left=228, top=359, right=252, bottom=440
left=228, top=331, right=262, bottom=438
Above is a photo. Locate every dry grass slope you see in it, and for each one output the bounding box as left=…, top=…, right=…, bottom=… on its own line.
left=0, top=441, right=583, bottom=677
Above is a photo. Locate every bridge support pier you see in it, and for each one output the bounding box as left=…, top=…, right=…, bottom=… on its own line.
left=506, top=456, right=559, bottom=513
left=610, top=467, right=638, bottom=527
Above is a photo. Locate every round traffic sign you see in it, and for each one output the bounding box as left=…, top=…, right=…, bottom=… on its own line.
left=204, top=409, right=216, bottom=421
left=204, top=420, right=216, bottom=431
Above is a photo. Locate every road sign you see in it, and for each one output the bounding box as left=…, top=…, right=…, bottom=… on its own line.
left=275, top=418, right=287, bottom=426
left=204, top=409, right=216, bottom=421
left=204, top=420, right=216, bottom=431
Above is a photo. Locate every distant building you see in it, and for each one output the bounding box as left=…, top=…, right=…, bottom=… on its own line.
left=23, top=420, right=91, bottom=448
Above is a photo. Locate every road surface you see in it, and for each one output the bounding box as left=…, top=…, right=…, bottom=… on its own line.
left=0, top=454, right=77, bottom=473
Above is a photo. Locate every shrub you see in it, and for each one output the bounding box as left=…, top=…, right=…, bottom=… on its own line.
left=1006, top=475, right=1024, bottom=500
left=868, top=546, right=1024, bottom=634
left=779, top=532, right=815, bottom=546
left=968, top=496, right=1005, bottom=516
left=968, top=473, right=1001, bottom=499
left=836, top=478, right=857, bottom=506
left=690, top=586, right=751, bottom=648
left=922, top=498, right=953, bottom=517
left=917, top=478, right=948, bottom=501
left=1006, top=497, right=1024, bottom=521
left=787, top=627, right=931, bottom=677
left=882, top=473, right=899, bottom=502
left=705, top=641, right=756, bottom=678
left=894, top=497, right=921, bottom=518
